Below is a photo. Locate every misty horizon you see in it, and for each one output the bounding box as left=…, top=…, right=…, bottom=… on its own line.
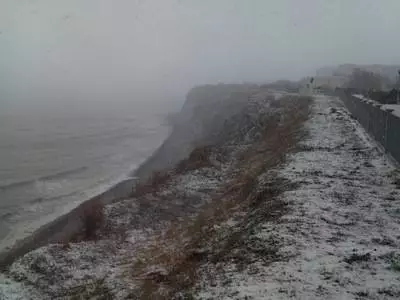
left=2, top=0, right=400, bottom=110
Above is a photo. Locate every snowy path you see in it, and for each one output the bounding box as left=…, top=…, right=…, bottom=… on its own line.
left=199, top=95, right=400, bottom=299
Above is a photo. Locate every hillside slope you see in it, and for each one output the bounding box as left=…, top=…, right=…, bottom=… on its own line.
left=0, top=86, right=311, bottom=299
left=2, top=92, right=400, bottom=299
left=196, top=95, right=400, bottom=299
left=133, top=84, right=258, bottom=180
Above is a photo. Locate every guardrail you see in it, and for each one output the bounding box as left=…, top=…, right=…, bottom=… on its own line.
left=335, top=90, right=400, bottom=164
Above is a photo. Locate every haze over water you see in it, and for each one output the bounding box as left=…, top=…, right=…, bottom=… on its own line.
left=0, top=99, right=172, bottom=250
left=2, top=0, right=400, bottom=251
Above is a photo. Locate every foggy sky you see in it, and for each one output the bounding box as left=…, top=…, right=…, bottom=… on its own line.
left=2, top=0, right=400, bottom=108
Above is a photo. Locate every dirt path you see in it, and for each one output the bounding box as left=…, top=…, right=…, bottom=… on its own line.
left=197, top=95, right=400, bottom=299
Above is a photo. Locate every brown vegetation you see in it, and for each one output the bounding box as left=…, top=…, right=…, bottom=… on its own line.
left=175, top=146, right=214, bottom=174
left=132, top=171, right=172, bottom=197
left=80, top=201, right=105, bottom=241
left=131, top=95, right=312, bottom=299
left=132, top=144, right=223, bottom=200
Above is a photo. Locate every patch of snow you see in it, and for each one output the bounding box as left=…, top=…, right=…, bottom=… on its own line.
left=353, top=94, right=370, bottom=101
left=175, top=172, right=222, bottom=196
left=197, top=95, right=400, bottom=299
left=381, top=104, right=400, bottom=118
left=0, top=86, right=294, bottom=299
left=0, top=273, right=40, bottom=300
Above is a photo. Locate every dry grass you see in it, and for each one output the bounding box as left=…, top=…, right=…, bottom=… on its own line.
left=80, top=201, right=105, bottom=241
left=132, top=146, right=216, bottom=199
left=175, top=146, right=214, bottom=174
left=132, top=171, right=172, bottom=197
left=131, top=95, right=312, bottom=299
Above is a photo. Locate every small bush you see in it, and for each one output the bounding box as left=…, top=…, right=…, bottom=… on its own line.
left=133, top=171, right=171, bottom=197
left=388, top=169, right=400, bottom=188
left=175, top=146, right=213, bottom=174
left=391, top=254, right=400, bottom=271
left=344, top=252, right=371, bottom=264
left=81, top=201, right=105, bottom=240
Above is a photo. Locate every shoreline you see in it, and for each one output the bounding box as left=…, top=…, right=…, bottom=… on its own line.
left=0, top=115, right=175, bottom=271
left=0, top=84, right=250, bottom=271
left=0, top=131, right=175, bottom=270
left=0, top=177, right=135, bottom=270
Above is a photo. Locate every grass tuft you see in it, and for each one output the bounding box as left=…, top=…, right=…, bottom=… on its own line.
left=79, top=201, right=105, bottom=241
left=391, top=254, right=400, bottom=271
left=175, top=146, right=214, bottom=174
left=132, top=171, right=172, bottom=197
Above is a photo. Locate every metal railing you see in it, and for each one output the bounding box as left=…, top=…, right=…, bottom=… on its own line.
left=336, top=90, right=400, bottom=164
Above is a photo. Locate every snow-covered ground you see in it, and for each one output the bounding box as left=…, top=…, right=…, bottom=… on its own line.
left=381, top=104, right=400, bottom=118
left=197, top=95, right=400, bottom=299
left=0, top=88, right=281, bottom=299
left=352, top=94, right=371, bottom=102
left=353, top=93, right=400, bottom=118
left=2, top=94, right=400, bottom=299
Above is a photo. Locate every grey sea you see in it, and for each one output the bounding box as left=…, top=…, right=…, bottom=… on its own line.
left=0, top=100, right=172, bottom=251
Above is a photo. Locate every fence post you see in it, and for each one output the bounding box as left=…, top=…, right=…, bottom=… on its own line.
left=385, top=109, right=394, bottom=153
left=384, top=110, right=388, bottom=151
left=368, top=103, right=372, bottom=133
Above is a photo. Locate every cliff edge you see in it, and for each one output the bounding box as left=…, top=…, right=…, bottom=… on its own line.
left=2, top=88, right=400, bottom=299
